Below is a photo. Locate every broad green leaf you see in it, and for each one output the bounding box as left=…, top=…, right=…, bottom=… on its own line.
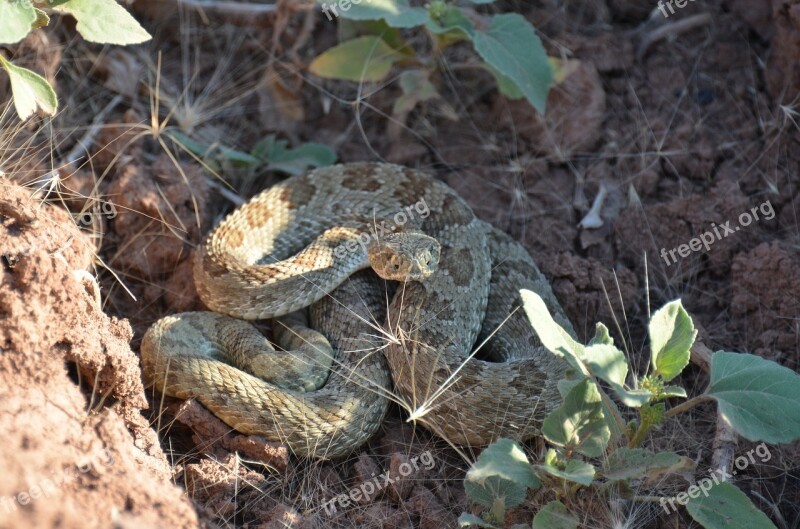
left=458, top=513, right=499, bottom=528
left=707, top=352, right=800, bottom=443
left=611, top=385, right=652, bottom=408
left=464, top=439, right=539, bottom=509
left=685, top=482, right=777, bottom=529
left=603, top=448, right=681, bottom=481
left=649, top=300, right=695, bottom=381
left=583, top=343, right=628, bottom=387
left=588, top=322, right=614, bottom=346
left=557, top=378, right=583, bottom=399
left=532, top=501, right=579, bottom=529
left=471, top=14, right=551, bottom=113
left=309, top=36, right=403, bottom=82
left=464, top=477, right=526, bottom=511
left=520, top=290, right=587, bottom=373
left=252, top=135, right=337, bottom=175
left=542, top=379, right=610, bottom=457
left=51, top=0, right=151, bottom=44
left=536, top=459, right=595, bottom=486
left=0, top=56, right=57, bottom=119
left=318, top=0, right=429, bottom=28
left=582, top=343, right=652, bottom=406
left=0, top=0, right=36, bottom=44
left=466, top=439, right=539, bottom=488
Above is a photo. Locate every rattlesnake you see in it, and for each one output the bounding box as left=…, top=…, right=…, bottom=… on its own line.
left=141, top=162, right=572, bottom=458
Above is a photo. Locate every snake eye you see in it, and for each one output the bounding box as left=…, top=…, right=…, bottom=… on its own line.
left=421, top=250, right=431, bottom=266
left=390, top=255, right=401, bottom=272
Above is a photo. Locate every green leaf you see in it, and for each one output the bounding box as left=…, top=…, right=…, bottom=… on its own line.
left=536, top=459, right=595, bottom=486
left=425, top=2, right=474, bottom=36
left=532, top=501, right=579, bottom=529
left=583, top=343, right=628, bottom=387
left=471, top=14, right=551, bottom=113
left=487, top=64, right=524, bottom=100
left=707, top=352, right=800, bottom=443
left=685, top=482, right=777, bottom=529
left=168, top=131, right=212, bottom=158
left=458, top=513, right=499, bottom=528
left=542, top=379, right=610, bottom=457
left=588, top=322, right=614, bottom=346
left=0, top=0, right=36, bottom=44
left=32, top=8, right=50, bottom=29
left=319, top=0, right=429, bottom=28
left=520, top=289, right=587, bottom=373
left=309, top=35, right=404, bottom=82
left=649, top=300, right=696, bottom=381
left=336, top=18, right=409, bottom=52
left=51, top=0, right=151, bottom=44
left=662, top=385, right=688, bottom=399
left=393, top=69, right=439, bottom=116
left=464, top=439, right=539, bottom=509
left=582, top=343, right=653, bottom=407
left=252, top=135, right=337, bottom=176
left=603, top=448, right=681, bottom=481
left=0, top=56, right=57, bottom=119
left=612, top=387, right=653, bottom=408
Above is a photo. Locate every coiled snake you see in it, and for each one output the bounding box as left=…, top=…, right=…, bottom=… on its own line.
left=141, top=163, right=572, bottom=458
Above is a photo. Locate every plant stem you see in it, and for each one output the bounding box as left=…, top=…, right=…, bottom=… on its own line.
left=666, top=395, right=713, bottom=418
left=628, top=418, right=651, bottom=448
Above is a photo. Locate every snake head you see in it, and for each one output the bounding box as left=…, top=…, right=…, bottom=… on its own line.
left=368, top=232, right=441, bottom=281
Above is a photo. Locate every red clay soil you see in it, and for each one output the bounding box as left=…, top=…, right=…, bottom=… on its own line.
left=0, top=180, right=199, bottom=528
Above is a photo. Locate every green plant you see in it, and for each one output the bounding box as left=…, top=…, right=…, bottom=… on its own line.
left=170, top=132, right=337, bottom=176
left=0, top=0, right=151, bottom=120
left=308, top=0, right=553, bottom=121
left=459, top=294, right=800, bottom=529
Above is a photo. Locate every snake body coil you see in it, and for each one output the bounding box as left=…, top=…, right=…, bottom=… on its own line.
left=141, top=163, right=572, bottom=458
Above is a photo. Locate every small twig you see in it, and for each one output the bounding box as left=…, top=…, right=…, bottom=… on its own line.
left=750, top=490, right=789, bottom=529
left=711, top=413, right=736, bottom=483
left=689, top=339, right=714, bottom=372
left=177, top=0, right=280, bottom=26
left=178, top=0, right=277, bottom=14
left=665, top=394, right=713, bottom=418
left=205, top=177, right=245, bottom=207
left=637, top=13, right=712, bottom=62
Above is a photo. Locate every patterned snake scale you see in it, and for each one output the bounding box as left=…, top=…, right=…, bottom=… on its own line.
left=141, top=163, right=572, bottom=458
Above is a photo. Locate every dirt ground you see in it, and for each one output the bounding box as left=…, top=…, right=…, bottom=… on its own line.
left=1, top=0, right=799, bottom=528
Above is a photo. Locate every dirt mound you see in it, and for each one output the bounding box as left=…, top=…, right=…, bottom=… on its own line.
left=0, top=179, right=198, bottom=529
